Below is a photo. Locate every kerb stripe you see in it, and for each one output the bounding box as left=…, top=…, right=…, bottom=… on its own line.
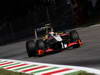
left=54, top=70, right=79, bottom=75
left=33, top=67, right=58, bottom=74
left=0, top=63, right=20, bottom=68
left=21, top=66, right=48, bottom=72
left=0, top=62, right=13, bottom=66
left=42, top=68, right=72, bottom=75
left=13, top=65, right=37, bottom=71
left=4, top=64, right=28, bottom=69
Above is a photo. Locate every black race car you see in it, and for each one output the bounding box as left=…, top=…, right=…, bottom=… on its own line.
left=26, top=24, right=83, bottom=57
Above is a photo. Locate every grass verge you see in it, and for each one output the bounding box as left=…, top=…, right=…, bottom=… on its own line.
left=64, top=70, right=96, bottom=75
left=0, top=69, right=96, bottom=75
left=0, top=69, right=32, bottom=75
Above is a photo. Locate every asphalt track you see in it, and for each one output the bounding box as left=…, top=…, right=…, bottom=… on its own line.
left=0, top=24, right=100, bottom=69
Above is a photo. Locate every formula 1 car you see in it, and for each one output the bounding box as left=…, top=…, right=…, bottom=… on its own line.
left=26, top=24, right=83, bottom=57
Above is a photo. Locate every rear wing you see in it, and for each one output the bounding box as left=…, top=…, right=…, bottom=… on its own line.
left=34, top=24, right=53, bottom=39
left=36, top=24, right=53, bottom=32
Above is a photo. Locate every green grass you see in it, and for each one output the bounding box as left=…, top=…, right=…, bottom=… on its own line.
left=0, top=69, right=96, bottom=75
left=0, top=69, right=32, bottom=75
left=64, top=70, right=96, bottom=75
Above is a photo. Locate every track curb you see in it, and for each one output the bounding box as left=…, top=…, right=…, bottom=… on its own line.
left=0, top=59, right=100, bottom=75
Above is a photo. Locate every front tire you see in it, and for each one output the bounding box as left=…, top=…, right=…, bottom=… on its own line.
left=70, top=30, right=80, bottom=41
left=70, top=30, right=81, bottom=48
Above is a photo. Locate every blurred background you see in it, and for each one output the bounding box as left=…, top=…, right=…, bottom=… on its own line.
left=0, top=0, right=100, bottom=45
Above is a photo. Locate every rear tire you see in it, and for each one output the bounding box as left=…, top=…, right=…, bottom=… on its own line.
left=36, top=40, right=46, bottom=57
left=26, top=39, right=46, bottom=57
left=26, top=40, right=37, bottom=57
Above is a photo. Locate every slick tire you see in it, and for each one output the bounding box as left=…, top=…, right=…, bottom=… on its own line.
left=36, top=40, right=46, bottom=57
left=26, top=40, right=37, bottom=57
left=70, top=30, right=80, bottom=41
left=70, top=30, right=81, bottom=48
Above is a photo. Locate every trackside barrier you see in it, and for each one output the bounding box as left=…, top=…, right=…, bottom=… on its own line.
left=0, top=59, right=100, bottom=75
